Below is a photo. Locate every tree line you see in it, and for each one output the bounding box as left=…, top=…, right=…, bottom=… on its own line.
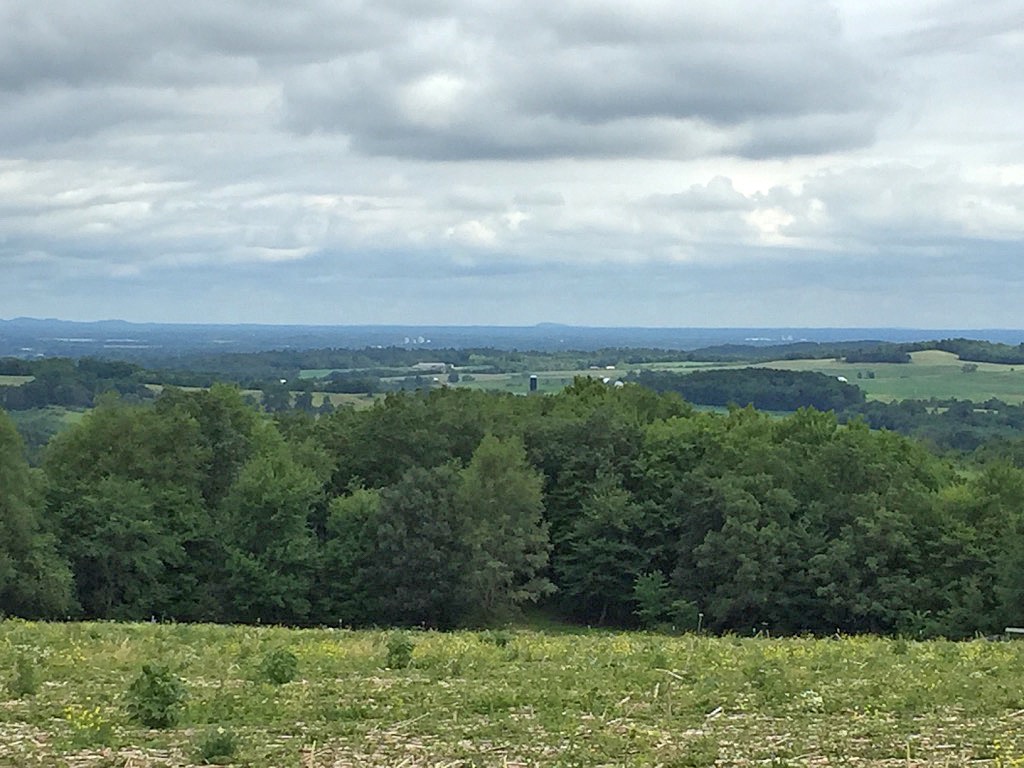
left=627, top=368, right=867, bottom=412
left=5, top=380, right=1024, bottom=636
left=625, top=367, right=1024, bottom=454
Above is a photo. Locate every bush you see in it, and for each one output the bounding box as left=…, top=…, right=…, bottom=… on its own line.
left=258, top=648, right=298, bottom=685
left=384, top=632, right=415, bottom=669
left=480, top=629, right=513, bottom=648
left=8, top=655, right=40, bottom=697
left=195, top=726, right=239, bottom=765
left=124, top=663, right=187, bottom=728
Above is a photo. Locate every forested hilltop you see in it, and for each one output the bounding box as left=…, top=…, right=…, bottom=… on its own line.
left=4, top=379, right=1024, bottom=638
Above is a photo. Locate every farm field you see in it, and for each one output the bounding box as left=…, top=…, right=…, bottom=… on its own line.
left=428, top=350, right=1024, bottom=404
left=451, top=370, right=610, bottom=395
left=3, top=622, right=1024, bottom=767
left=752, top=350, right=1024, bottom=404
left=0, top=375, right=33, bottom=386
left=295, top=349, right=1024, bottom=404
left=637, top=351, right=1024, bottom=404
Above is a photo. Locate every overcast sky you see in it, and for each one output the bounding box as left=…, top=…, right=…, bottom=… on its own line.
left=3, top=0, right=1023, bottom=327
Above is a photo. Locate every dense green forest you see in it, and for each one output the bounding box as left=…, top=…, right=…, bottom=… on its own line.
left=4, top=380, right=1024, bottom=637
left=627, top=368, right=867, bottom=412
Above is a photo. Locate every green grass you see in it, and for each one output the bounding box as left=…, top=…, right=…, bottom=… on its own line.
left=3, top=620, right=1024, bottom=766
left=633, top=351, right=1024, bottom=405
left=454, top=371, right=595, bottom=395
left=291, top=349, right=1024, bottom=405
left=299, top=369, right=350, bottom=380
left=448, top=350, right=1024, bottom=404
left=0, top=375, right=33, bottom=386
left=751, top=350, right=1024, bottom=404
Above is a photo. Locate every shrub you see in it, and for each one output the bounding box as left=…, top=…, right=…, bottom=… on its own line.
left=480, top=629, right=513, bottom=648
left=195, top=726, right=239, bottom=765
left=258, top=648, right=298, bottom=685
left=384, top=632, right=415, bottom=669
left=124, top=663, right=187, bottom=728
left=8, top=655, right=40, bottom=697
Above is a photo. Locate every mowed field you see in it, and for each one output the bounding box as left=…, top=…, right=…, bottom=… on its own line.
left=3, top=621, right=1024, bottom=767
left=755, top=350, right=1024, bottom=404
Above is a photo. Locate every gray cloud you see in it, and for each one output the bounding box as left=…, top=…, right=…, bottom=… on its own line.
left=280, top=0, right=887, bottom=161
left=1, top=0, right=1022, bottom=327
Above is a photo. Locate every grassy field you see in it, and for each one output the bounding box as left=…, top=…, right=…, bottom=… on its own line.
left=631, top=351, right=1024, bottom=405
left=453, top=371, right=602, bottom=395
left=286, top=350, right=1024, bottom=405
left=3, top=621, right=1024, bottom=767
left=0, top=375, right=33, bottom=386
left=752, top=351, right=1024, bottom=404
left=416, top=350, right=1024, bottom=404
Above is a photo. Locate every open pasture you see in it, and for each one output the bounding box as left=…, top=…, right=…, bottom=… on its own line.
left=453, top=370, right=609, bottom=395
left=752, top=350, right=1024, bottom=404
left=643, top=351, right=1024, bottom=404
left=2, top=621, right=1024, bottom=767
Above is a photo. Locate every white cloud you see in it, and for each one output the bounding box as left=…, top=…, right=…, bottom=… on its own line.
left=0, top=0, right=1022, bottom=326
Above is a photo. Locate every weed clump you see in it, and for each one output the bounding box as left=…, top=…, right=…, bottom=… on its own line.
left=480, top=629, right=513, bottom=648
left=384, top=632, right=415, bottom=669
left=258, top=647, right=298, bottom=685
left=195, top=726, right=239, bottom=764
left=8, top=655, right=40, bottom=697
left=63, top=703, right=115, bottom=748
left=124, top=663, right=187, bottom=728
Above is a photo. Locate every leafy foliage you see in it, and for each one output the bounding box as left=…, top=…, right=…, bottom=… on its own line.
left=7, top=654, right=40, bottom=698
left=195, top=726, right=239, bottom=765
left=0, top=409, right=71, bottom=617
left=384, top=631, right=415, bottom=669
left=258, top=648, right=298, bottom=685
left=629, top=367, right=865, bottom=411
left=124, top=663, right=187, bottom=728
left=9, top=379, right=1024, bottom=637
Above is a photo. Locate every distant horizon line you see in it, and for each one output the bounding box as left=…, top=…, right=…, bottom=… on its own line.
left=5, top=317, right=1024, bottom=333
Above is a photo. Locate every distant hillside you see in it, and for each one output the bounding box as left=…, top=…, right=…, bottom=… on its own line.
left=4, top=317, right=1024, bottom=359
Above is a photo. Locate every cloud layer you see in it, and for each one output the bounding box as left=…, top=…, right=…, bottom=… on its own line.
left=2, top=0, right=1023, bottom=326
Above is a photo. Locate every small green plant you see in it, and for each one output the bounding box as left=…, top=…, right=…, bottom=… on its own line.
left=384, top=632, right=415, bottom=669
left=480, top=629, right=513, bottom=648
left=672, top=735, right=719, bottom=767
left=195, top=726, right=239, bottom=765
left=124, top=663, right=187, bottom=728
left=8, top=654, right=40, bottom=697
left=258, top=647, right=298, bottom=685
left=63, top=703, right=115, bottom=748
